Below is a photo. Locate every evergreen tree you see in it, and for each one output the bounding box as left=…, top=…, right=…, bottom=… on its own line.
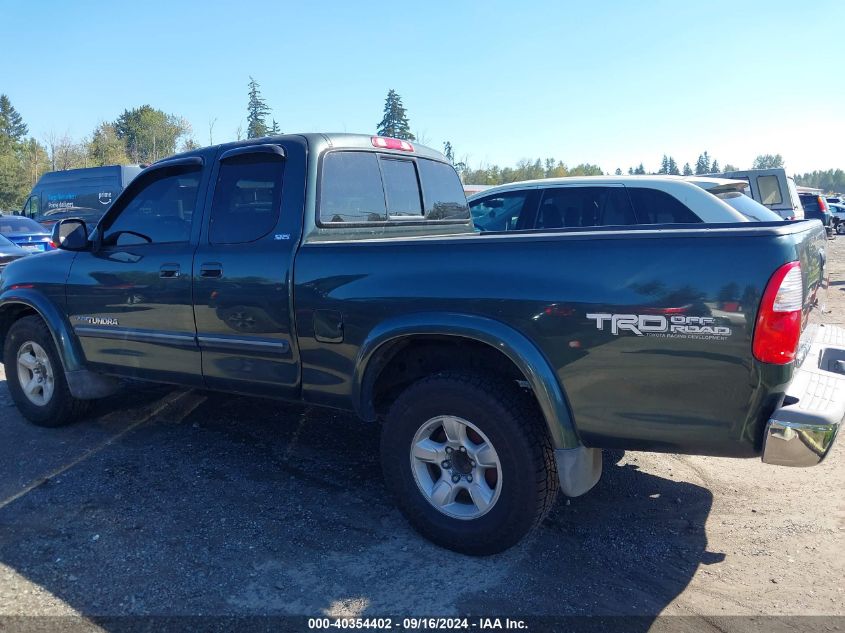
left=633, top=163, right=646, bottom=175
left=668, top=157, right=680, bottom=175
left=247, top=77, right=271, bottom=139
left=628, top=167, right=634, bottom=175
left=682, top=162, right=693, bottom=176
left=443, top=141, right=455, bottom=164
left=659, top=154, right=669, bottom=174
left=694, top=151, right=711, bottom=175
left=376, top=89, right=415, bottom=140
left=0, top=94, right=28, bottom=148
left=710, top=159, right=720, bottom=174
left=269, top=119, right=281, bottom=135
left=723, top=163, right=739, bottom=172
left=614, top=168, right=622, bottom=175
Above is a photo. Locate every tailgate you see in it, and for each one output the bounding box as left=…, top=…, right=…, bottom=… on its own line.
left=795, top=221, right=829, bottom=367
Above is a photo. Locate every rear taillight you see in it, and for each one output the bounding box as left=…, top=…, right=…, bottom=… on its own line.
left=752, top=261, right=803, bottom=364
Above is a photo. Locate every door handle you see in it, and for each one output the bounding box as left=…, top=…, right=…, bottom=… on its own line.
left=200, top=262, right=223, bottom=278
left=160, top=263, right=181, bottom=278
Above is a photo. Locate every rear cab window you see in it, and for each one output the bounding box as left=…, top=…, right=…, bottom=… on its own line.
left=318, top=151, right=468, bottom=226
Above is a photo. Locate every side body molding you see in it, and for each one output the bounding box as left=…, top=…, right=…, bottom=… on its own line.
left=353, top=312, right=580, bottom=450
left=0, top=289, right=118, bottom=399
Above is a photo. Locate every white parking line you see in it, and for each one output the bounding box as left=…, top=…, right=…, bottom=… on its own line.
left=0, top=389, right=203, bottom=511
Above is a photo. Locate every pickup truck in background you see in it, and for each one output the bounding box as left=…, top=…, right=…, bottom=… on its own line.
left=710, top=168, right=805, bottom=220
left=0, top=134, right=841, bottom=554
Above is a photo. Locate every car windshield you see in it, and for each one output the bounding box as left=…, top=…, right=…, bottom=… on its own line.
left=0, top=216, right=47, bottom=234
left=716, top=192, right=784, bottom=221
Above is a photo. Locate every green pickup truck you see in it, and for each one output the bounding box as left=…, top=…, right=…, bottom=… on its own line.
left=0, top=134, right=841, bottom=554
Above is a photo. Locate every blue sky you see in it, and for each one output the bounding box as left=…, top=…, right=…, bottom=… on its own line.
left=2, top=0, right=843, bottom=174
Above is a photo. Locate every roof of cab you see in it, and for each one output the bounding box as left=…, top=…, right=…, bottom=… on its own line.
left=162, top=133, right=448, bottom=164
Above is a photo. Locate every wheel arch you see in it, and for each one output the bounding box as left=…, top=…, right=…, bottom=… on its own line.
left=0, top=290, right=86, bottom=374
left=353, top=313, right=580, bottom=449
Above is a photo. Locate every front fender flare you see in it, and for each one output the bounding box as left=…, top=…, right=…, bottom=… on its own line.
left=0, top=288, right=86, bottom=373
left=353, top=312, right=580, bottom=449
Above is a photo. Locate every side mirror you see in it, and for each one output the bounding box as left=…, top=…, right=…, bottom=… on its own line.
left=51, top=219, right=90, bottom=251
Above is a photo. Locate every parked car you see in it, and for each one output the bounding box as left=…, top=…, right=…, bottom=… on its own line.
left=468, top=176, right=767, bottom=233
left=710, top=168, right=804, bottom=220
left=826, top=196, right=843, bottom=206
left=798, top=192, right=834, bottom=236
left=0, top=134, right=840, bottom=555
left=0, top=216, right=55, bottom=253
left=0, top=234, right=30, bottom=271
left=17, top=165, right=143, bottom=228
left=829, top=202, right=845, bottom=234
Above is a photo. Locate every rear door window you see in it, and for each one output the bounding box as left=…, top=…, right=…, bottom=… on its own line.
left=209, top=153, right=285, bottom=244
left=757, top=175, right=783, bottom=205
left=627, top=188, right=701, bottom=224
left=380, top=158, right=422, bottom=218
left=536, top=187, right=636, bottom=228
left=320, top=152, right=387, bottom=224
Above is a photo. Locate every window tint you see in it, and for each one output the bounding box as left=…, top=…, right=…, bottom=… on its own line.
left=209, top=154, right=284, bottom=244
left=717, top=192, right=783, bottom=221
left=381, top=158, right=422, bottom=218
left=536, top=187, right=636, bottom=228
left=418, top=159, right=469, bottom=220
left=0, top=217, right=47, bottom=234
left=102, top=168, right=200, bottom=246
left=470, top=191, right=532, bottom=231
left=320, top=152, right=386, bottom=224
left=757, top=175, right=782, bottom=205
left=628, top=188, right=701, bottom=224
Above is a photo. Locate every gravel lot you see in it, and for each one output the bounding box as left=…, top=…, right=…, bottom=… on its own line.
left=0, top=237, right=842, bottom=630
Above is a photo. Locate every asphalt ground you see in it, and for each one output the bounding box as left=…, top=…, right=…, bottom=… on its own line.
left=0, top=237, right=842, bottom=632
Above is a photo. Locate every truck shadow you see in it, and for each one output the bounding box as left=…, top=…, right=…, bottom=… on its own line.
left=0, top=388, right=718, bottom=627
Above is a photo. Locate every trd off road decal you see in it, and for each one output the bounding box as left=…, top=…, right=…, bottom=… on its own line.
left=586, top=313, right=731, bottom=341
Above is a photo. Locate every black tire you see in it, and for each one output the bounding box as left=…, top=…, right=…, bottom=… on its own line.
left=4, top=315, right=90, bottom=427
left=381, top=371, right=558, bottom=555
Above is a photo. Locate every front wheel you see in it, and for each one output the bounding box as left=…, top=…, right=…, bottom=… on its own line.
left=380, top=372, right=558, bottom=555
left=4, top=316, right=90, bottom=427
left=837, top=222, right=845, bottom=235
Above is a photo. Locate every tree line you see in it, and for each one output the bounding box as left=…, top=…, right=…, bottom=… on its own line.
left=1, top=84, right=843, bottom=210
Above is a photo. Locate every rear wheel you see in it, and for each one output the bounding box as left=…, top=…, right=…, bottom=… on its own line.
left=4, top=316, right=90, bottom=427
left=381, top=371, right=558, bottom=555
left=837, top=222, right=845, bottom=235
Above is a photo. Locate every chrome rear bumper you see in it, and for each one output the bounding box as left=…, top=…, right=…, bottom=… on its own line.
left=762, top=324, right=844, bottom=467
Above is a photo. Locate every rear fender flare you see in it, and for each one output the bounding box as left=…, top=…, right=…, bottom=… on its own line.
left=353, top=312, right=580, bottom=449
